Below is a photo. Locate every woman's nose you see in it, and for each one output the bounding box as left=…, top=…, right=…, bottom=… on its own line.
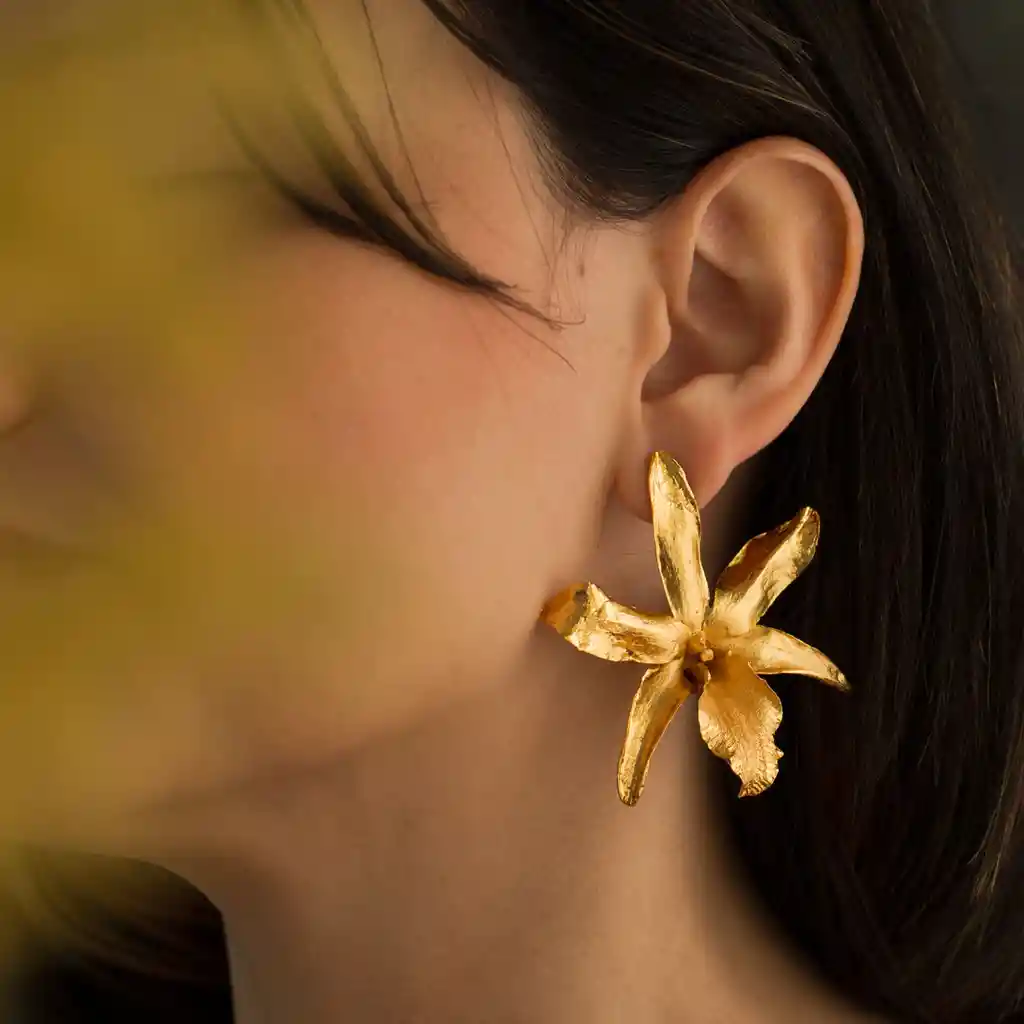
left=0, top=347, right=37, bottom=433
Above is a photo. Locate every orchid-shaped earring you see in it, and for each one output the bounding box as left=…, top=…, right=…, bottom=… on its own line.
left=542, top=451, right=850, bottom=805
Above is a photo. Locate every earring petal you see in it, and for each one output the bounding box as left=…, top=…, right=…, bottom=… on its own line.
left=542, top=582, right=686, bottom=663
left=617, top=659, right=689, bottom=806
left=708, top=508, right=820, bottom=637
left=732, top=625, right=849, bottom=690
left=649, top=452, right=709, bottom=633
left=698, top=652, right=783, bottom=797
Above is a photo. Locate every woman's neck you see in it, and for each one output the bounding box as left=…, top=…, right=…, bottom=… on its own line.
left=168, top=638, right=872, bottom=1023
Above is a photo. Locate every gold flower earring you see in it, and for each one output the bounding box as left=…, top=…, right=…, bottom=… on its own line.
left=541, top=451, right=849, bottom=806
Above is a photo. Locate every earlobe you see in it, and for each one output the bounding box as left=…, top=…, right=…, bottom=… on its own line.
left=614, top=136, right=864, bottom=520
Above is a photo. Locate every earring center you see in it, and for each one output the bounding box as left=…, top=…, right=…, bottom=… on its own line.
left=681, top=633, right=715, bottom=694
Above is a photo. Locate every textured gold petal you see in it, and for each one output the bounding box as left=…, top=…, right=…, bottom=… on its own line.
left=730, top=625, right=850, bottom=691
left=698, top=652, right=783, bottom=797
left=649, top=452, right=709, bottom=633
left=618, top=659, right=689, bottom=805
left=707, top=507, right=820, bottom=637
left=542, top=582, right=686, bottom=664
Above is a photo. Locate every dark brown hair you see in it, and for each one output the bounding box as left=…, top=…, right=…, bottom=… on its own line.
left=9, top=0, right=1024, bottom=1020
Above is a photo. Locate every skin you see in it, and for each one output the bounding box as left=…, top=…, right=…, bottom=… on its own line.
left=0, top=0, right=872, bottom=1020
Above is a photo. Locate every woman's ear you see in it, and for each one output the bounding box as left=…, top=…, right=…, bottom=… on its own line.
left=614, top=136, right=864, bottom=517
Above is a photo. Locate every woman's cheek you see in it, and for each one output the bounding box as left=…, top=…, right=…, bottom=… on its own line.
left=194, top=252, right=541, bottom=733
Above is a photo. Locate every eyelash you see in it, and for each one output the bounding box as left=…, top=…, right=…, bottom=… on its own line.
left=213, top=101, right=381, bottom=247
left=264, top=178, right=378, bottom=245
